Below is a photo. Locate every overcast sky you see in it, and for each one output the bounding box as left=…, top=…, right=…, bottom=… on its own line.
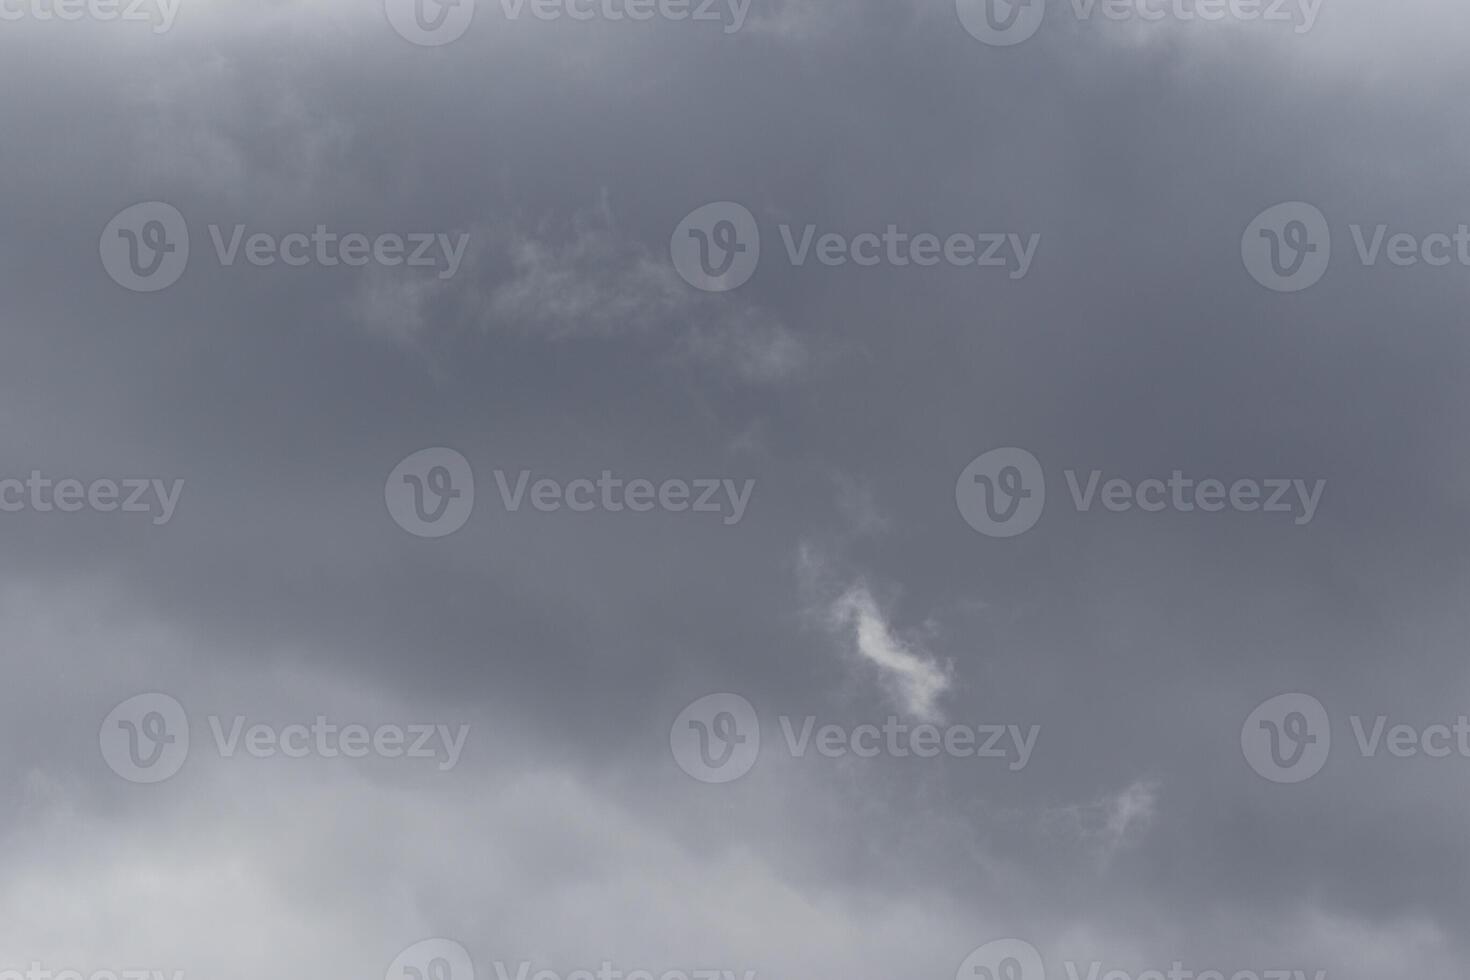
left=1, top=1, right=1468, bottom=979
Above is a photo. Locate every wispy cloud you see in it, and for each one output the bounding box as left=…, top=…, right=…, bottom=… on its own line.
left=1045, top=779, right=1161, bottom=864
left=826, top=584, right=951, bottom=722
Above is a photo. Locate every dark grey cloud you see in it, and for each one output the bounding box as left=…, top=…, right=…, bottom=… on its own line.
left=0, top=1, right=1466, bottom=979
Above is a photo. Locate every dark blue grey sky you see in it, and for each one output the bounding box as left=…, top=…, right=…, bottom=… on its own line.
left=0, top=2, right=1467, bottom=979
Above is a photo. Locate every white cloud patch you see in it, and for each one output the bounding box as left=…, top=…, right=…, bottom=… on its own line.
left=485, top=205, right=688, bottom=340
left=364, top=197, right=809, bottom=384
left=1045, top=778, right=1161, bottom=863
left=826, top=584, right=951, bottom=722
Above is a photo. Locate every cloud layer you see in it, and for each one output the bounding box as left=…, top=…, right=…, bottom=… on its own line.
left=1, top=2, right=1467, bottom=980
